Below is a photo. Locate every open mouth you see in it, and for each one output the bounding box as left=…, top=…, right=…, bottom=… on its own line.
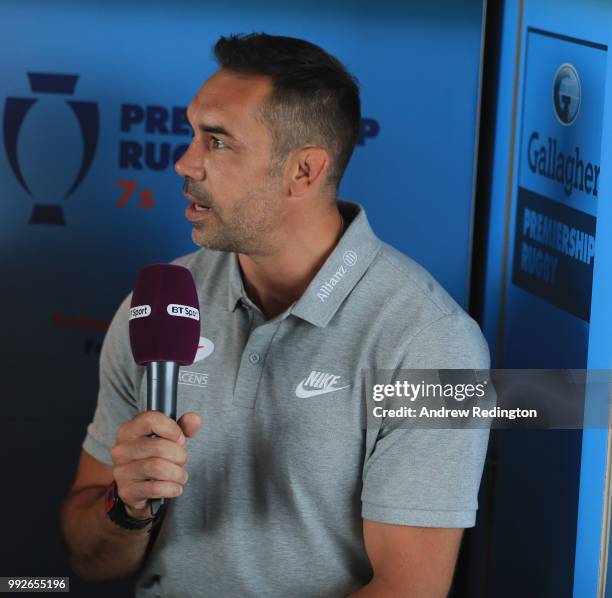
left=193, top=203, right=211, bottom=212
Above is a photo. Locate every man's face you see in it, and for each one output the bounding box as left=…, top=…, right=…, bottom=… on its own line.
left=175, top=69, right=287, bottom=255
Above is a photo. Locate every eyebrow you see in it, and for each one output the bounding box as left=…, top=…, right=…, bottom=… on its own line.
left=185, top=106, right=241, bottom=143
left=198, top=123, right=237, bottom=142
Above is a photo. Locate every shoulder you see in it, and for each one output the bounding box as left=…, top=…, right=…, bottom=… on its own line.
left=373, top=242, right=460, bottom=317
left=359, top=242, right=489, bottom=369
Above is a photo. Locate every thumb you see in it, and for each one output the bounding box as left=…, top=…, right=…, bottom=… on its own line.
left=177, top=412, right=202, bottom=441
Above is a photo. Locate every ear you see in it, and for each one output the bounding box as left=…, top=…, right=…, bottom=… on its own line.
left=287, top=147, right=330, bottom=198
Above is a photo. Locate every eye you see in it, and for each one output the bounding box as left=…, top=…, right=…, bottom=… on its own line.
left=209, top=136, right=227, bottom=150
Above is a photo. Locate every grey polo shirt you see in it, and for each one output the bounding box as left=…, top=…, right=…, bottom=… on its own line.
left=82, top=199, right=490, bottom=598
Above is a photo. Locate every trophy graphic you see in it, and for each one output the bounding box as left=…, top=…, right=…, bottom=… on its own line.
left=3, top=73, right=99, bottom=225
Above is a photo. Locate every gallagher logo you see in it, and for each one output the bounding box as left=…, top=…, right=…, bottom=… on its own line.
left=3, top=73, right=99, bottom=225
left=552, top=63, right=580, bottom=126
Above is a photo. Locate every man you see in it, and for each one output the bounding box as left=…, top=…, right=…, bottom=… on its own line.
left=60, top=33, right=490, bottom=597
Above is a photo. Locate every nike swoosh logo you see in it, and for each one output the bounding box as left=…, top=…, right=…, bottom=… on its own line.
left=295, top=381, right=350, bottom=398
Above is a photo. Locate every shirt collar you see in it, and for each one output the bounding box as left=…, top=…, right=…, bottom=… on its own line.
left=227, top=200, right=382, bottom=326
left=227, top=251, right=248, bottom=312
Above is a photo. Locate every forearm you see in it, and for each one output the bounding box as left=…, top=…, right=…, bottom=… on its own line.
left=348, top=578, right=393, bottom=597
left=348, top=576, right=450, bottom=597
left=348, top=578, right=404, bottom=597
left=59, top=486, right=152, bottom=581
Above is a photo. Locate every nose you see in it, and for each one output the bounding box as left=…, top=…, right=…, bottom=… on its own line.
left=175, top=139, right=205, bottom=181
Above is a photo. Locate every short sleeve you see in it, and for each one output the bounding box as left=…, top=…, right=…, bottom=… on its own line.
left=82, top=293, right=144, bottom=466
left=361, top=311, right=491, bottom=528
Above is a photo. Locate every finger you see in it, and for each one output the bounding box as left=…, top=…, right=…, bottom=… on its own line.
left=110, top=436, right=188, bottom=467
left=114, top=458, right=189, bottom=486
left=177, top=412, right=202, bottom=439
left=120, top=480, right=184, bottom=510
left=116, top=411, right=185, bottom=445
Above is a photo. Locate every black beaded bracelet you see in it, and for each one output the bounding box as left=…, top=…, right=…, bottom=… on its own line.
left=104, top=481, right=165, bottom=532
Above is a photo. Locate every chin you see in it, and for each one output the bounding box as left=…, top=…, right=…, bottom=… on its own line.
left=191, top=229, right=209, bottom=248
left=192, top=230, right=228, bottom=252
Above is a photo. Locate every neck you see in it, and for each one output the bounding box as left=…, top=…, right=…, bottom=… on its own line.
left=238, top=203, right=344, bottom=319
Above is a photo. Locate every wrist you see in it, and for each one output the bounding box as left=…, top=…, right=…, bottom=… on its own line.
left=105, top=481, right=163, bottom=531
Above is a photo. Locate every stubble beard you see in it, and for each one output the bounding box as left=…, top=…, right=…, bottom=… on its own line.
left=191, top=181, right=284, bottom=256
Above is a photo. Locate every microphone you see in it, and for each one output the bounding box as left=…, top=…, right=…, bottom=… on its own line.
left=128, top=264, right=200, bottom=514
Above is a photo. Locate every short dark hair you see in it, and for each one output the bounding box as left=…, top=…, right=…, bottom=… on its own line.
left=213, top=33, right=361, bottom=190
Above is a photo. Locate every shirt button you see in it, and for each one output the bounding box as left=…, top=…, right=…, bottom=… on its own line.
left=249, top=352, right=261, bottom=364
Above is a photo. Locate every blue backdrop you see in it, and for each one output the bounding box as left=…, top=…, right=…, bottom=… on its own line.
left=479, top=1, right=612, bottom=597
left=0, top=1, right=485, bottom=595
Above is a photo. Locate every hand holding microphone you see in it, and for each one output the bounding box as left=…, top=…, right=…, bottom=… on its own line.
left=110, top=410, right=201, bottom=518
left=110, top=264, right=201, bottom=520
